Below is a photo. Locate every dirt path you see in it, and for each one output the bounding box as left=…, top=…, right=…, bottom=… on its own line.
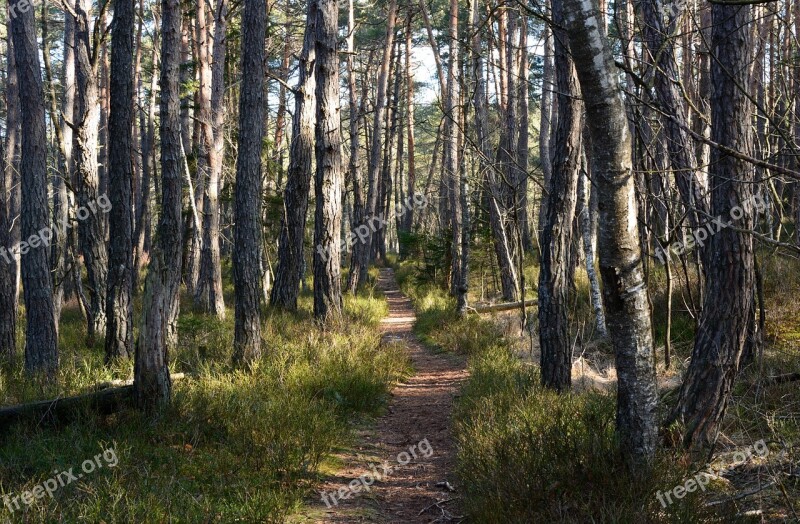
left=294, top=268, right=468, bottom=523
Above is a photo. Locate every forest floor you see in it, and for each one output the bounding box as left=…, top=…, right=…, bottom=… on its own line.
left=294, top=268, right=468, bottom=523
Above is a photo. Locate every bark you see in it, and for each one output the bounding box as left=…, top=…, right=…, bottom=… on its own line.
left=0, top=102, right=15, bottom=361
left=348, top=0, right=398, bottom=291
left=40, top=3, right=70, bottom=328
left=446, top=0, right=467, bottom=313
left=194, top=0, right=227, bottom=318
left=134, top=5, right=160, bottom=283
left=517, top=15, right=532, bottom=253
left=562, top=0, right=658, bottom=467
left=313, top=0, right=344, bottom=321
left=579, top=171, right=607, bottom=338
left=271, top=0, right=316, bottom=310
left=490, top=5, right=521, bottom=301
left=344, top=0, right=365, bottom=286
left=75, top=0, right=108, bottom=342
left=273, top=2, right=291, bottom=180
left=538, top=21, right=554, bottom=244
left=670, top=4, right=756, bottom=449
left=135, top=0, right=184, bottom=411
left=105, top=0, right=136, bottom=361
left=232, top=0, right=267, bottom=364
left=404, top=14, right=416, bottom=235
left=4, top=9, right=22, bottom=316
left=11, top=0, right=59, bottom=374
left=539, top=0, right=582, bottom=392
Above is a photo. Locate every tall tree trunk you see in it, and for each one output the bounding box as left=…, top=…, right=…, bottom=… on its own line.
left=4, top=8, right=22, bottom=318
left=195, top=0, right=227, bottom=318
left=75, top=0, right=108, bottom=343
left=313, top=0, right=344, bottom=321
left=271, top=0, right=316, bottom=310
left=0, top=22, right=16, bottom=359
left=41, top=2, right=70, bottom=329
left=403, top=13, right=416, bottom=235
left=538, top=18, right=555, bottom=244
left=273, top=2, right=291, bottom=184
left=232, top=0, right=267, bottom=364
left=446, top=0, right=467, bottom=313
left=348, top=0, right=397, bottom=291
left=563, top=0, right=658, bottom=467
left=135, top=0, right=184, bottom=411
left=105, top=0, right=136, bottom=361
left=490, top=5, right=521, bottom=301
left=134, top=3, right=160, bottom=286
left=539, top=0, right=582, bottom=391
left=517, top=15, right=532, bottom=253
left=345, top=0, right=365, bottom=284
left=11, top=0, right=59, bottom=374
left=670, top=4, right=756, bottom=449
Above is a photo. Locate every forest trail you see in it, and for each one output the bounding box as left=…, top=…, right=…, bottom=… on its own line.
left=295, top=268, right=468, bottom=523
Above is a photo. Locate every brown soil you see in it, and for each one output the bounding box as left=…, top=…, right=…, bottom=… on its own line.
left=293, top=268, right=468, bottom=523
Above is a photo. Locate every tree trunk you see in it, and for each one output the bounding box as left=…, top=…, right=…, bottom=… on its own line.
left=404, top=14, right=416, bottom=235
left=195, top=0, right=227, bottom=318
left=348, top=0, right=397, bottom=291
left=578, top=170, right=607, bottom=338
left=134, top=4, right=159, bottom=286
left=232, top=0, right=267, bottom=364
left=446, top=0, right=467, bottom=314
left=313, top=0, right=344, bottom=321
left=670, top=4, right=756, bottom=449
left=517, top=15, right=532, bottom=253
left=539, top=0, right=582, bottom=391
left=105, top=0, right=136, bottom=362
left=345, top=0, right=365, bottom=286
left=40, top=3, right=70, bottom=329
left=538, top=19, right=555, bottom=244
left=0, top=45, right=16, bottom=359
left=271, top=0, right=316, bottom=310
left=75, top=0, right=108, bottom=343
left=4, top=9, right=22, bottom=316
left=135, top=0, right=184, bottom=411
left=562, top=0, right=658, bottom=467
left=11, top=0, right=59, bottom=374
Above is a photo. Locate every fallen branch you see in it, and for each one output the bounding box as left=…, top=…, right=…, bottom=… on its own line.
left=762, top=373, right=800, bottom=387
left=705, top=480, right=776, bottom=507
left=471, top=299, right=538, bottom=314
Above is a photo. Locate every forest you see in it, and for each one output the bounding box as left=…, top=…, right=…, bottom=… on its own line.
left=0, top=0, right=799, bottom=521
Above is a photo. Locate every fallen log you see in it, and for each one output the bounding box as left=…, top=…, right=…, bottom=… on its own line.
left=0, top=374, right=188, bottom=429
left=471, top=299, right=538, bottom=314
left=0, top=386, right=134, bottom=429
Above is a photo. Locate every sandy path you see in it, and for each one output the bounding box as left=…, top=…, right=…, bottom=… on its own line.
left=294, top=268, right=468, bottom=523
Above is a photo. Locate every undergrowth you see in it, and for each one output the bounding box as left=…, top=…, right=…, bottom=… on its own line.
left=0, top=285, right=409, bottom=522
left=396, top=260, right=724, bottom=523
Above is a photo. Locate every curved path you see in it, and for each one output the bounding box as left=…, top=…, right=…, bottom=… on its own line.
left=295, top=268, right=468, bottom=523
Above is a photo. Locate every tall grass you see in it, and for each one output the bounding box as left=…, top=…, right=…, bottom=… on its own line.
left=396, top=260, right=715, bottom=523
left=0, top=289, right=409, bottom=522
